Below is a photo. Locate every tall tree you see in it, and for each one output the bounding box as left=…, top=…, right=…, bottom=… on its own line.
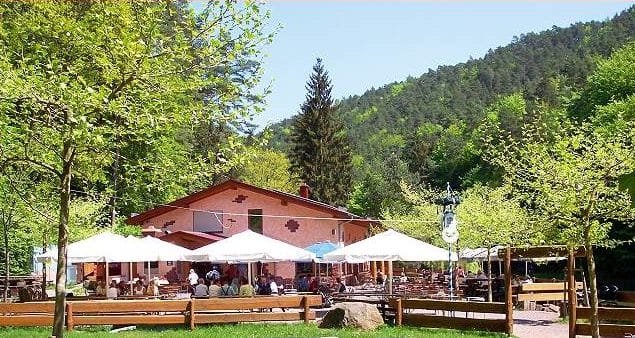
left=0, top=1, right=271, bottom=336
left=288, top=58, right=352, bottom=206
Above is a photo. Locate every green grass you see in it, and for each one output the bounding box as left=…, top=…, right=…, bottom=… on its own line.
left=1, top=324, right=508, bottom=338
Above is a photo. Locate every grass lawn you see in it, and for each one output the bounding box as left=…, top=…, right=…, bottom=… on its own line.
left=2, top=324, right=509, bottom=338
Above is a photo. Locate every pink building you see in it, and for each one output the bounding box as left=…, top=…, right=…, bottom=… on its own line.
left=125, top=179, right=373, bottom=281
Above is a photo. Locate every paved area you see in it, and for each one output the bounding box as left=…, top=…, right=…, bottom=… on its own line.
left=513, top=311, right=568, bottom=338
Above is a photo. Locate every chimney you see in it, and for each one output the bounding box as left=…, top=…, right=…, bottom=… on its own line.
left=299, top=183, right=310, bottom=199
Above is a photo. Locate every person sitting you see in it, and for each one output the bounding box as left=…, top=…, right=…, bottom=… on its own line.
left=336, top=277, right=347, bottom=293
left=476, top=270, right=488, bottom=280
left=297, top=275, right=309, bottom=292
left=269, top=275, right=279, bottom=296
left=194, top=278, right=208, bottom=297
left=220, top=278, right=236, bottom=296
left=308, top=277, right=318, bottom=293
left=399, top=272, right=408, bottom=283
left=95, top=280, right=107, bottom=297
left=107, top=280, right=119, bottom=299
left=257, top=276, right=272, bottom=296
left=376, top=270, right=385, bottom=285
left=146, top=278, right=159, bottom=296
left=133, top=280, right=145, bottom=296
left=522, top=275, right=534, bottom=284
left=238, top=277, right=255, bottom=297
left=118, top=280, right=129, bottom=296
left=208, top=279, right=222, bottom=297
left=231, top=277, right=240, bottom=295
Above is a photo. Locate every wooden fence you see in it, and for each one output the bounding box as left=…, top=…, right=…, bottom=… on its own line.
left=572, top=307, right=635, bottom=337
left=0, top=295, right=322, bottom=330
left=390, top=298, right=513, bottom=335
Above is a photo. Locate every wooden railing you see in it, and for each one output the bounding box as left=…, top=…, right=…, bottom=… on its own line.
left=0, top=295, right=322, bottom=330
left=390, top=298, right=513, bottom=335
left=573, top=307, right=635, bottom=337
left=517, top=282, right=583, bottom=303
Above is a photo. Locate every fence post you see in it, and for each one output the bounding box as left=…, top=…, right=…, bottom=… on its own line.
left=65, top=302, right=74, bottom=331
left=188, top=299, right=195, bottom=330
left=568, top=247, right=577, bottom=338
left=395, top=298, right=403, bottom=326
left=303, top=296, right=310, bottom=324
left=505, top=246, right=513, bottom=336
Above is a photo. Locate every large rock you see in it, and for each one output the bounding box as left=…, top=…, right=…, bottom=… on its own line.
left=319, top=302, right=384, bottom=330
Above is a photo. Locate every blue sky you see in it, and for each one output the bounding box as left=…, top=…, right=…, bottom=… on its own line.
left=199, top=1, right=634, bottom=127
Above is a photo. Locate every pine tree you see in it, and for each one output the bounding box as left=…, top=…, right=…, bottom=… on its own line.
left=288, top=58, right=352, bottom=206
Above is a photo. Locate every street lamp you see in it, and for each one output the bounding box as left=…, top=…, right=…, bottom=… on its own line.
left=437, top=182, right=460, bottom=298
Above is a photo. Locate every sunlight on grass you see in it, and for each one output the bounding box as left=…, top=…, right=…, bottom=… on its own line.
left=2, top=324, right=508, bottom=338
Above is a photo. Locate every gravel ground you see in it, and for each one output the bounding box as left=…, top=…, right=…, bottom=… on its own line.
left=513, top=310, right=569, bottom=338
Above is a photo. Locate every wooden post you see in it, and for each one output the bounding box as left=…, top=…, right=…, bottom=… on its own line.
left=303, top=296, right=310, bottom=324
left=188, top=299, right=195, bottom=330
left=504, top=246, right=513, bottom=336
left=371, top=261, right=377, bottom=279
left=568, top=247, right=577, bottom=338
left=65, top=302, right=74, bottom=331
left=395, top=298, right=403, bottom=326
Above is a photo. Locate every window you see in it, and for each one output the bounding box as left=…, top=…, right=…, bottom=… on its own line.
left=149, top=261, right=158, bottom=269
left=248, top=209, right=263, bottom=234
left=193, top=210, right=223, bottom=233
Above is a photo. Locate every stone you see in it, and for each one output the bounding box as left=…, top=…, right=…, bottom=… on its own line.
left=318, top=302, right=384, bottom=330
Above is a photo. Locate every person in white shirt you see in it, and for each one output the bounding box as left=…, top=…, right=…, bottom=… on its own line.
left=194, top=278, right=208, bottom=297
left=187, top=269, right=199, bottom=285
left=269, top=277, right=279, bottom=296
left=107, top=280, right=119, bottom=299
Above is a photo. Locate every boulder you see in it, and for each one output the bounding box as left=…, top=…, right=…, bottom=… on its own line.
left=318, top=302, right=384, bottom=330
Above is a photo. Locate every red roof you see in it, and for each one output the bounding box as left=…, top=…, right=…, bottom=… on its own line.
left=125, top=179, right=375, bottom=227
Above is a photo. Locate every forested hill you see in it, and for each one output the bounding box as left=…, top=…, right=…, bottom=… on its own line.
left=269, top=6, right=635, bottom=161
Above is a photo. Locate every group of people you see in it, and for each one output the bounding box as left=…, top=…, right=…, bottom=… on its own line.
left=94, top=276, right=160, bottom=298
left=188, top=267, right=284, bottom=298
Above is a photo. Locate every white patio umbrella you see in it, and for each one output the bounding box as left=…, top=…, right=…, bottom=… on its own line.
left=35, top=232, right=139, bottom=283
left=185, top=230, right=316, bottom=283
left=134, top=236, right=194, bottom=279
left=323, top=229, right=458, bottom=293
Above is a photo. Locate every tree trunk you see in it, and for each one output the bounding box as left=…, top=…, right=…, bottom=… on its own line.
left=52, top=142, right=74, bottom=338
left=3, top=219, right=9, bottom=302
left=487, top=246, right=493, bottom=302
left=585, top=240, right=600, bottom=338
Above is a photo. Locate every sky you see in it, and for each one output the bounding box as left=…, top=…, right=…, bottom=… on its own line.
left=203, top=1, right=635, bottom=127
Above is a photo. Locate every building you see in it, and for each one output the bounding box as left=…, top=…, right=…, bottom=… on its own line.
left=125, top=179, right=374, bottom=281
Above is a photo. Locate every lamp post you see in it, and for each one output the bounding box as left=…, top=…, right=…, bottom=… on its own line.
left=437, top=182, right=460, bottom=299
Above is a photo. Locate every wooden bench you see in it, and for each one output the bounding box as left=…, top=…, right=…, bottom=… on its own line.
left=615, top=291, right=635, bottom=308
left=391, top=298, right=512, bottom=334
left=516, top=282, right=583, bottom=309
left=191, top=295, right=322, bottom=329
left=574, top=306, right=635, bottom=336
left=0, top=302, right=55, bottom=327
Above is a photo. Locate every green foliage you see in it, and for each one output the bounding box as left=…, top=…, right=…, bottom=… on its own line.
left=238, top=146, right=301, bottom=193
left=571, top=42, right=635, bottom=119
left=288, top=58, right=353, bottom=206
left=458, top=184, right=542, bottom=249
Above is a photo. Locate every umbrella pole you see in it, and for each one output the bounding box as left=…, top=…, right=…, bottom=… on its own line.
left=106, top=261, right=109, bottom=285
left=247, top=263, right=252, bottom=286
left=129, top=262, right=132, bottom=282
left=387, top=261, right=393, bottom=294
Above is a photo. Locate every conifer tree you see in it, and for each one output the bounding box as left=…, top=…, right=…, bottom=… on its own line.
left=289, top=58, right=352, bottom=206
